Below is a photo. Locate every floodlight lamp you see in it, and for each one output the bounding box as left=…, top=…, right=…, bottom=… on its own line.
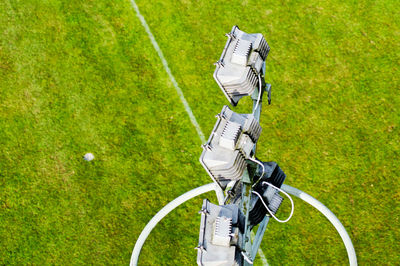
left=214, top=25, right=270, bottom=106
left=200, top=106, right=262, bottom=190
left=197, top=199, right=241, bottom=266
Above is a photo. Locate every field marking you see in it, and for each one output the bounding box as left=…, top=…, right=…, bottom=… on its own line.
left=259, top=248, right=269, bottom=266
left=129, top=0, right=206, bottom=143
left=129, top=1, right=268, bottom=264
left=251, top=231, right=269, bottom=265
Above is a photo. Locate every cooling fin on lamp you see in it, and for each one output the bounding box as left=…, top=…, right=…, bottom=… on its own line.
left=214, top=25, right=270, bottom=106
left=197, top=199, right=242, bottom=266
left=200, top=106, right=262, bottom=190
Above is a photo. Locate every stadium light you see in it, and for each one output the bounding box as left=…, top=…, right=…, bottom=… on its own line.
left=198, top=26, right=290, bottom=266
left=196, top=199, right=241, bottom=265
left=131, top=25, right=357, bottom=266
left=214, top=26, right=270, bottom=106
left=200, top=105, right=262, bottom=190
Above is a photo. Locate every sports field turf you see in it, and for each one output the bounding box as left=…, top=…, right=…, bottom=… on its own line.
left=0, top=0, right=399, bottom=265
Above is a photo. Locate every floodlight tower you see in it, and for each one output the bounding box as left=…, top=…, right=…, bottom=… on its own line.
left=198, top=26, right=286, bottom=265
left=130, top=26, right=357, bottom=266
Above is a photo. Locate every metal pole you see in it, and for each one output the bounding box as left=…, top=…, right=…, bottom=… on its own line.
left=281, top=184, right=357, bottom=266
left=251, top=216, right=270, bottom=261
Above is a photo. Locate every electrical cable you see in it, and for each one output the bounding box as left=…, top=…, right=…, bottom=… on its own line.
left=252, top=74, right=262, bottom=115
left=248, top=157, right=265, bottom=188
left=241, top=251, right=254, bottom=265
left=252, top=181, right=294, bottom=223
left=248, top=157, right=294, bottom=222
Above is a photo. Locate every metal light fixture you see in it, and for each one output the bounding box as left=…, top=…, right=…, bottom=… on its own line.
left=196, top=199, right=241, bottom=265
left=200, top=105, right=262, bottom=190
left=131, top=25, right=357, bottom=266
left=214, top=25, right=270, bottom=106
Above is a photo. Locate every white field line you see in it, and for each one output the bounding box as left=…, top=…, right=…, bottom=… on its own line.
left=130, top=1, right=268, bottom=264
left=251, top=231, right=269, bottom=265
left=129, top=0, right=206, bottom=144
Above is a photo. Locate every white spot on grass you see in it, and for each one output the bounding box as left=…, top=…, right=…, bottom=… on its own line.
left=84, top=153, right=94, bottom=161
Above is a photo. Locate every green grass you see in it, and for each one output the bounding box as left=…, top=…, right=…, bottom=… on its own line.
left=0, top=0, right=399, bottom=265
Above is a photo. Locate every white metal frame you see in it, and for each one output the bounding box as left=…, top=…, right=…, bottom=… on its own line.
left=130, top=183, right=357, bottom=266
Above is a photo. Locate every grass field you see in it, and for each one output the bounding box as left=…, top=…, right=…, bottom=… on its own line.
left=1, top=0, right=399, bottom=265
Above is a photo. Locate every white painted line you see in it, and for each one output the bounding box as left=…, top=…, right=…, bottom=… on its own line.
left=258, top=248, right=269, bottom=266
left=130, top=0, right=206, bottom=144
left=130, top=2, right=268, bottom=265
left=251, top=231, right=270, bottom=265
